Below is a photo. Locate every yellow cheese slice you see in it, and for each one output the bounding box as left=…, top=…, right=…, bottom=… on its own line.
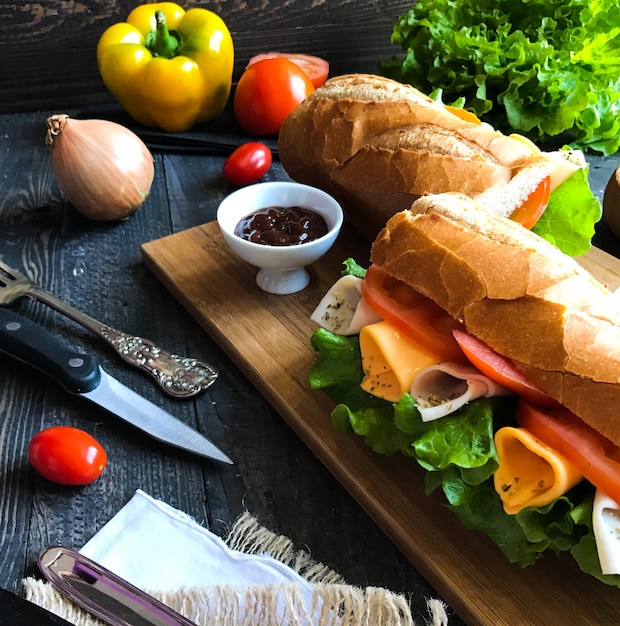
left=494, top=427, right=583, bottom=515
left=359, top=320, right=440, bottom=402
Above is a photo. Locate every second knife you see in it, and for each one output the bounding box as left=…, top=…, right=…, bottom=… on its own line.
left=0, top=308, right=232, bottom=464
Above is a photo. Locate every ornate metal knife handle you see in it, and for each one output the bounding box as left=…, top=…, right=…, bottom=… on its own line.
left=30, top=287, right=218, bottom=398
left=101, top=326, right=218, bottom=398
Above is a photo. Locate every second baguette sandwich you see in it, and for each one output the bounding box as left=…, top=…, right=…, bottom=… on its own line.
left=278, top=74, right=596, bottom=251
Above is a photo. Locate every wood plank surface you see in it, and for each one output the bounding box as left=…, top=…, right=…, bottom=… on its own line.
left=142, top=221, right=620, bottom=626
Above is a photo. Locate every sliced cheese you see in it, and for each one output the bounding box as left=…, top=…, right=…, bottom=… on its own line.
left=359, top=320, right=440, bottom=402
left=593, top=490, right=620, bottom=576
left=494, top=427, right=583, bottom=515
left=410, top=362, right=512, bottom=422
left=310, top=275, right=382, bottom=335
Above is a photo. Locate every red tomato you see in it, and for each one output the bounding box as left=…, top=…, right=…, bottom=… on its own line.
left=223, top=142, right=272, bottom=186
left=509, top=175, right=551, bottom=229
left=28, top=426, right=107, bottom=486
left=247, top=52, right=329, bottom=89
left=516, top=400, right=620, bottom=505
left=234, top=57, right=315, bottom=137
left=361, top=264, right=467, bottom=363
left=453, top=329, right=559, bottom=407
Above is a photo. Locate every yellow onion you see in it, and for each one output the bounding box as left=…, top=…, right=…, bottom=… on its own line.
left=45, top=114, right=154, bottom=221
left=603, top=166, right=620, bottom=240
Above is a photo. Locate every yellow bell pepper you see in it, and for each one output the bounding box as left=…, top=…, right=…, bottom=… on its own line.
left=97, top=2, right=234, bottom=133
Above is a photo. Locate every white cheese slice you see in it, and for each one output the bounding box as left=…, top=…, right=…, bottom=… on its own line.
left=410, top=362, right=513, bottom=422
left=593, top=490, right=620, bottom=576
left=310, top=275, right=382, bottom=336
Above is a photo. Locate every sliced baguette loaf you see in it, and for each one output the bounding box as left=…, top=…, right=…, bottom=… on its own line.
left=278, top=74, right=555, bottom=240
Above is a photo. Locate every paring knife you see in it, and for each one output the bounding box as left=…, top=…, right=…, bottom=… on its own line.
left=0, top=308, right=232, bottom=464
left=38, top=546, right=198, bottom=626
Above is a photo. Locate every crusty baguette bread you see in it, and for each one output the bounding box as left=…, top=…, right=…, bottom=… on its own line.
left=370, top=192, right=620, bottom=444
left=278, top=74, right=553, bottom=241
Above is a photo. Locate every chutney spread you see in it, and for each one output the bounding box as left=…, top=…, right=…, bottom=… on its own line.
left=235, top=206, right=328, bottom=246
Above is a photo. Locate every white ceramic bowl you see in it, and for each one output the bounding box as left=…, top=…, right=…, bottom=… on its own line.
left=217, top=182, right=344, bottom=294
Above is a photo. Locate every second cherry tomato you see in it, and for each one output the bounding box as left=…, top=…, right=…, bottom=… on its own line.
left=28, top=426, right=107, bottom=486
left=234, top=57, right=315, bottom=136
left=223, top=142, right=273, bottom=186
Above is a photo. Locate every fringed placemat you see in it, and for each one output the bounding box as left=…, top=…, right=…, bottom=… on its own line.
left=24, top=510, right=450, bottom=626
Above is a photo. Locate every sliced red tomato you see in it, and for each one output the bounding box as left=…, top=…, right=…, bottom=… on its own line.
left=453, top=329, right=559, bottom=406
left=247, top=52, right=329, bottom=89
left=516, top=400, right=620, bottom=505
left=509, top=175, right=551, bottom=230
left=361, top=264, right=466, bottom=362
left=444, top=105, right=482, bottom=125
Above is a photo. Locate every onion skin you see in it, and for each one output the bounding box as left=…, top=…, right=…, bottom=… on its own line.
left=46, top=114, right=154, bottom=221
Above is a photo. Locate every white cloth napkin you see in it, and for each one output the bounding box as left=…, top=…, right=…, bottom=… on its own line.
left=79, top=489, right=310, bottom=591
left=24, top=490, right=446, bottom=625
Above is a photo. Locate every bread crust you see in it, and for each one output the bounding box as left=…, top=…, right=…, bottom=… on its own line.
left=278, top=74, right=549, bottom=240
left=370, top=192, right=620, bottom=443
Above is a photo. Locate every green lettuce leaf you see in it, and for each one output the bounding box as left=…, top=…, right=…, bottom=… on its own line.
left=532, top=164, right=602, bottom=255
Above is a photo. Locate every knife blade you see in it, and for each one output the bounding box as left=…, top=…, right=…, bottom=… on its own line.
left=0, top=308, right=232, bottom=464
left=38, top=546, right=198, bottom=626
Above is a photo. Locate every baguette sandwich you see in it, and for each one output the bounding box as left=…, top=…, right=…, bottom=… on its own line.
left=309, top=192, right=620, bottom=584
left=372, top=192, right=620, bottom=444
left=279, top=74, right=600, bottom=255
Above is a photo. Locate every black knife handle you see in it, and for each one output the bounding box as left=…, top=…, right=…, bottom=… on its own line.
left=0, top=308, right=101, bottom=393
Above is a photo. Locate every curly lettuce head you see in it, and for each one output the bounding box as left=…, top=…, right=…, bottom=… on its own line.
left=379, top=0, right=620, bottom=155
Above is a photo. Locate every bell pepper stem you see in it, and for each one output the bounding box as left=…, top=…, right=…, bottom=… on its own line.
left=147, top=10, right=179, bottom=58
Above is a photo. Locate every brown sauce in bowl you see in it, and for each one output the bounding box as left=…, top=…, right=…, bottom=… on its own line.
left=234, top=206, right=328, bottom=246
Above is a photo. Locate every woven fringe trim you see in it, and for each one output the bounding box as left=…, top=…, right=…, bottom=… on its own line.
left=225, top=512, right=346, bottom=585
left=23, top=513, right=450, bottom=626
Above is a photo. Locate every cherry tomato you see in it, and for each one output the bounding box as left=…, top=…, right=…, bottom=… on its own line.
left=223, top=142, right=272, bottom=186
left=516, top=400, right=620, bottom=505
left=509, top=175, right=551, bottom=229
left=234, top=57, right=315, bottom=137
left=28, top=426, right=107, bottom=485
left=247, top=52, right=329, bottom=89
left=361, top=264, right=467, bottom=363
left=453, top=329, right=559, bottom=407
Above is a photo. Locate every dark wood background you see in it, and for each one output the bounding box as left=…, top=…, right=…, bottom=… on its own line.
left=0, top=0, right=411, bottom=114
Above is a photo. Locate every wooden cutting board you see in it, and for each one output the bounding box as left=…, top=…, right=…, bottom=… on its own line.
left=142, top=222, right=620, bottom=626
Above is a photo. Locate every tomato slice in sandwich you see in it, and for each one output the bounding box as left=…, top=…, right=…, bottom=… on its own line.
left=453, top=329, right=559, bottom=407
left=247, top=53, right=329, bottom=88
left=516, top=400, right=620, bottom=506
left=361, top=264, right=466, bottom=363
left=509, top=175, right=551, bottom=230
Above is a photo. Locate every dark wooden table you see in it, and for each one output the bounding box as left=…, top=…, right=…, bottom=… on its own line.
left=1, top=106, right=619, bottom=626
